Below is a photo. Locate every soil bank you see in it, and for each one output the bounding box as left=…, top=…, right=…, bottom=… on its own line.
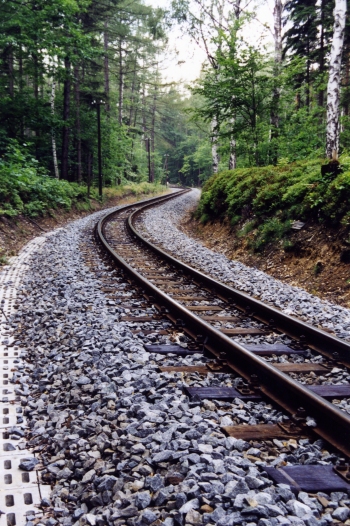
left=181, top=210, right=350, bottom=308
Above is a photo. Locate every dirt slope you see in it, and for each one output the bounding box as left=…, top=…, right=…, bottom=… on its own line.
left=181, top=210, right=350, bottom=308
left=0, top=191, right=167, bottom=265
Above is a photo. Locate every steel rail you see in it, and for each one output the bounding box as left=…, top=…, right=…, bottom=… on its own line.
left=97, top=192, right=350, bottom=457
left=95, top=189, right=189, bottom=229
left=129, top=200, right=350, bottom=368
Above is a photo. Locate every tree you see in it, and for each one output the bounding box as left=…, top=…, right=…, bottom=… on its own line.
left=284, top=0, right=319, bottom=109
left=270, top=0, right=283, bottom=164
left=192, top=38, right=272, bottom=166
left=171, top=0, right=237, bottom=172
left=0, top=0, right=172, bottom=187
left=326, top=0, right=347, bottom=159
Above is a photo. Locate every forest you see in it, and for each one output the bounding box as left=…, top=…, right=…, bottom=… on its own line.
left=0, top=0, right=349, bottom=217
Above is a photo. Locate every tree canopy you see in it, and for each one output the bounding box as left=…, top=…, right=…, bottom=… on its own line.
left=0, top=0, right=349, bottom=191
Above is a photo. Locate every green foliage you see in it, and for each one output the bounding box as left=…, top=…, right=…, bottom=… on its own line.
left=283, top=239, right=295, bottom=252
left=196, top=155, right=350, bottom=250
left=199, top=213, right=211, bottom=224
left=157, top=91, right=213, bottom=187
left=252, top=219, right=292, bottom=251
left=0, top=143, right=89, bottom=217
left=103, top=181, right=166, bottom=200
left=192, top=40, right=273, bottom=167
left=0, top=143, right=167, bottom=220
left=237, top=220, right=257, bottom=237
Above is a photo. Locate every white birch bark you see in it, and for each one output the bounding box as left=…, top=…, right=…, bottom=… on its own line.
left=228, top=136, right=236, bottom=170
left=211, top=117, right=219, bottom=173
left=274, top=1, right=282, bottom=73
left=326, top=0, right=347, bottom=159
left=271, top=0, right=282, bottom=129
left=50, top=77, right=59, bottom=179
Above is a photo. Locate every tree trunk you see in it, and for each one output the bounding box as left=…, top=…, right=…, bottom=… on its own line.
left=61, top=57, right=71, bottom=180
left=129, top=65, right=137, bottom=128
left=234, top=0, right=241, bottom=18
left=74, top=65, right=82, bottom=183
left=319, top=0, right=325, bottom=107
left=19, top=45, right=24, bottom=138
left=228, top=136, right=236, bottom=170
left=104, top=21, right=110, bottom=113
left=8, top=47, right=14, bottom=97
left=270, top=0, right=283, bottom=164
left=87, top=150, right=92, bottom=197
left=33, top=52, right=39, bottom=100
left=118, top=40, right=123, bottom=126
left=273, top=0, right=283, bottom=112
left=150, top=85, right=157, bottom=182
left=326, top=0, right=347, bottom=159
left=228, top=0, right=241, bottom=170
left=211, top=117, right=219, bottom=173
left=19, top=45, right=23, bottom=92
left=306, top=44, right=311, bottom=110
left=50, top=76, right=59, bottom=179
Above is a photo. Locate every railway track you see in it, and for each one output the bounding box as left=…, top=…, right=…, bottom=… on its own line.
left=96, top=189, right=350, bottom=488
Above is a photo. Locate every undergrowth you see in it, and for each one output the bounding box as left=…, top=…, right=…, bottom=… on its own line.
left=196, top=156, right=350, bottom=250
left=102, top=182, right=166, bottom=201
left=0, top=143, right=165, bottom=218
left=0, top=145, right=166, bottom=266
left=0, top=143, right=90, bottom=217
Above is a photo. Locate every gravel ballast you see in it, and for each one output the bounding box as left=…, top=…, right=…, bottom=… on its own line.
left=0, top=195, right=349, bottom=525
left=140, top=190, right=350, bottom=340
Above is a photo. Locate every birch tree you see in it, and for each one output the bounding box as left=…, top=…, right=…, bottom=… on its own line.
left=211, top=117, right=220, bottom=172
left=50, top=76, right=59, bottom=179
left=211, top=1, right=224, bottom=173
left=228, top=0, right=241, bottom=170
left=326, top=0, right=347, bottom=159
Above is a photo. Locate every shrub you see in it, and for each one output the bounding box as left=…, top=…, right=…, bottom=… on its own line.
left=0, top=142, right=90, bottom=217
left=253, top=219, right=292, bottom=251
left=0, top=143, right=166, bottom=218
left=196, top=156, right=350, bottom=250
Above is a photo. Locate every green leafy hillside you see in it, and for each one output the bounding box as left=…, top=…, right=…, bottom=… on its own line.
left=196, top=157, right=350, bottom=250
left=0, top=144, right=165, bottom=218
left=0, top=144, right=91, bottom=217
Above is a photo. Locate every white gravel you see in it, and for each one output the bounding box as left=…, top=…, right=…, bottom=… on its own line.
left=0, top=195, right=349, bottom=526
left=140, top=190, right=350, bottom=341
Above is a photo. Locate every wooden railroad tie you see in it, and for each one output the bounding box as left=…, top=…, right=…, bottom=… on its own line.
left=221, top=423, right=307, bottom=440
left=220, top=328, right=266, bottom=335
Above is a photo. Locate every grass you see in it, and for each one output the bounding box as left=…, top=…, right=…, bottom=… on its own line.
left=0, top=181, right=167, bottom=267
left=102, top=182, right=167, bottom=202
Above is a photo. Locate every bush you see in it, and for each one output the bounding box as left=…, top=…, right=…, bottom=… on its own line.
left=196, top=156, right=350, bottom=250
left=0, top=143, right=166, bottom=218
left=253, top=219, right=292, bottom=251
left=102, top=181, right=165, bottom=201
left=0, top=142, right=89, bottom=217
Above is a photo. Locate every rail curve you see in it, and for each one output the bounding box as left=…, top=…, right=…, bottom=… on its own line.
left=97, top=190, right=350, bottom=458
